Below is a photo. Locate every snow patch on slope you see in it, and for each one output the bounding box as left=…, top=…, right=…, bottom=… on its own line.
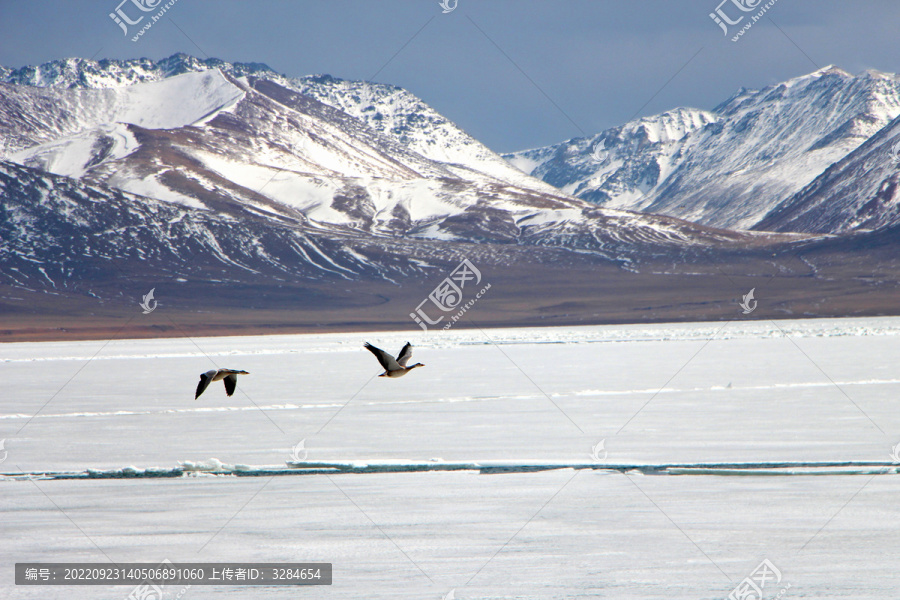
left=106, top=69, right=245, bottom=130
left=290, top=75, right=562, bottom=193
left=10, top=123, right=138, bottom=178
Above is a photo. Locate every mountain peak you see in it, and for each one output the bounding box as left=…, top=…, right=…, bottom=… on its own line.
left=812, top=64, right=850, bottom=77
left=780, top=64, right=851, bottom=90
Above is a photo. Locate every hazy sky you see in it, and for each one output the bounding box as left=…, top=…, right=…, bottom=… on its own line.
left=2, top=1, right=899, bottom=152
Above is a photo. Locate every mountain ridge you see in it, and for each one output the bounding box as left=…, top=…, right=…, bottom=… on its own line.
left=2, top=53, right=898, bottom=339
left=755, top=111, right=900, bottom=233
left=0, top=55, right=761, bottom=253
left=505, top=66, right=900, bottom=232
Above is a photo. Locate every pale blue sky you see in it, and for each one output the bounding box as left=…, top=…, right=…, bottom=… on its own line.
left=1, top=1, right=899, bottom=152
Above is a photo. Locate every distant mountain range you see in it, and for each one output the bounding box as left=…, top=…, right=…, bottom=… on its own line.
left=505, top=66, right=900, bottom=233
left=1, top=54, right=898, bottom=338
left=0, top=54, right=757, bottom=290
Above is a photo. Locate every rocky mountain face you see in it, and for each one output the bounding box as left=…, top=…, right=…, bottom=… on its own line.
left=0, top=158, right=413, bottom=290
left=505, top=67, right=900, bottom=231
left=0, top=54, right=275, bottom=90
left=755, top=113, right=900, bottom=233
left=506, top=108, right=717, bottom=212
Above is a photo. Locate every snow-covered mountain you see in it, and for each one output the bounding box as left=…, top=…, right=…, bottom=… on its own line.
left=506, top=66, right=900, bottom=231
left=756, top=113, right=900, bottom=233
left=0, top=158, right=396, bottom=290
left=506, top=108, right=717, bottom=212
left=2, top=54, right=777, bottom=303
left=0, top=64, right=739, bottom=252
left=288, top=74, right=554, bottom=192
left=0, top=54, right=276, bottom=90
left=0, top=54, right=555, bottom=193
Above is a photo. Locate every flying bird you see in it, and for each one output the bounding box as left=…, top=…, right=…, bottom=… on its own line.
left=195, top=369, right=249, bottom=399
left=364, top=342, right=424, bottom=378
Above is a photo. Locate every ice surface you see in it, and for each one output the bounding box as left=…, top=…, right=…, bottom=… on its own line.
left=2, top=317, right=899, bottom=598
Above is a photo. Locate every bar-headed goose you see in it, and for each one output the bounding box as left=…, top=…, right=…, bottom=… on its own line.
left=364, top=342, right=424, bottom=378
left=195, top=369, right=249, bottom=399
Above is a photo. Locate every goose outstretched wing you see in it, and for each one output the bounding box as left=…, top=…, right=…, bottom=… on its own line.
left=396, top=342, right=413, bottom=367
left=365, top=343, right=401, bottom=371
left=195, top=370, right=216, bottom=399
left=223, top=374, right=238, bottom=396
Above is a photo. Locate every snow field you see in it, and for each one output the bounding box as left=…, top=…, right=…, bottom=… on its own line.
left=1, top=317, right=899, bottom=598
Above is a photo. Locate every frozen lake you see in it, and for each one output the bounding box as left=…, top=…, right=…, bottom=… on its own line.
left=2, top=317, right=899, bottom=598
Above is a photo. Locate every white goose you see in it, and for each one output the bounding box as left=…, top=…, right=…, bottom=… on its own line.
left=364, top=342, right=424, bottom=378
left=195, top=369, right=249, bottom=399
